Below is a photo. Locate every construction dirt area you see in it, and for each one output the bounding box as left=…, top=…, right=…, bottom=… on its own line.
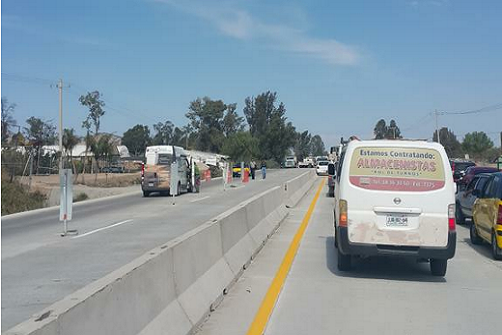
left=17, top=173, right=141, bottom=207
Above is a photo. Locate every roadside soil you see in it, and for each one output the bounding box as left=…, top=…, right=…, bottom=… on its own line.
left=16, top=173, right=141, bottom=207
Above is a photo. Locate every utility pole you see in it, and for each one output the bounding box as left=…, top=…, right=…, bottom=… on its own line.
left=434, top=110, right=440, bottom=145
left=57, top=79, right=64, bottom=172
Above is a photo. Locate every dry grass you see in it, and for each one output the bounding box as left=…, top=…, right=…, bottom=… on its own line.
left=1, top=173, right=47, bottom=215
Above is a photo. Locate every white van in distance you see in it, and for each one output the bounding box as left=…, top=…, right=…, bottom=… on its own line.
left=332, top=140, right=456, bottom=276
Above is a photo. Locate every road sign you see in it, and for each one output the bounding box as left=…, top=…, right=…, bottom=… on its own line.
left=170, top=161, right=178, bottom=204
left=60, top=169, right=73, bottom=221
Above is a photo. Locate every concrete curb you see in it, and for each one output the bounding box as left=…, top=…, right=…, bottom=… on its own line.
left=4, top=173, right=315, bottom=335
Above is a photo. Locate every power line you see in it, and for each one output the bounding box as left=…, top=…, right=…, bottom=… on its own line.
left=439, top=103, right=502, bottom=115
left=401, top=112, right=433, bottom=131
left=3, top=73, right=162, bottom=125
left=1, top=72, right=55, bottom=86
left=67, top=86, right=160, bottom=125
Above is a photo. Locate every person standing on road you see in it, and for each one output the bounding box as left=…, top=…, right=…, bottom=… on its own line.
left=261, top=160, right=267, bottom=179
left=250, top=160, right=256, bottom=180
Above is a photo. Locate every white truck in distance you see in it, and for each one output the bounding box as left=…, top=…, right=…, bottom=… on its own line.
left=298, top=157, right=314, bottom=168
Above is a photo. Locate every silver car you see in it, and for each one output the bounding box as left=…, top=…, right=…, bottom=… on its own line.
left=455, top=173, right=492, bottom=224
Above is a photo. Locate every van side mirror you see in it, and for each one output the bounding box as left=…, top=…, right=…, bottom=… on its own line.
left=328, top=163, right=335, bottom=176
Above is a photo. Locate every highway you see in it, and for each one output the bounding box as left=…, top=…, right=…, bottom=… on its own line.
left=198, top=178, right=502, bottom=335
left=1, top=168, right=305, bottom=331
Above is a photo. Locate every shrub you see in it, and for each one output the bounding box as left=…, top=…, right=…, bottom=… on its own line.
left=1, top=176, right=46, bottom=215
left=74, top=192, right=89, bottom=202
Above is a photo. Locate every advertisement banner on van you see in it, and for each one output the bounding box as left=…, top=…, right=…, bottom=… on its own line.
left=349, top=147, right=445, bottom=191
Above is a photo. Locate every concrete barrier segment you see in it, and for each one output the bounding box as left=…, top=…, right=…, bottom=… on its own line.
left=5, top=245, right=177, bottom=335
left=5, top=173, right=315, bottom=335
left=284, top=170, right=316, bottom=208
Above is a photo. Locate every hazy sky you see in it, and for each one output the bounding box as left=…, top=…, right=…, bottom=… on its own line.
left=2, top=0, right=501, bottom=146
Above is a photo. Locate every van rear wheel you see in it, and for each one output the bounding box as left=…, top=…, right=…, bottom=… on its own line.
left=430, top=259, right=447, bottom=276
left=143, top=191, right=150, bottom=197
left=337, top=250, right=351, bottom=271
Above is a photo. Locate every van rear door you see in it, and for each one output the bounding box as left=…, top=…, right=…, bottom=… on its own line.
left=345, top=145, right=452, bottom=247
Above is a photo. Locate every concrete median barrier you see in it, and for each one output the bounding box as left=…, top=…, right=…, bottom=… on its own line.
left=5, top=173, right=315, bottom=335
left=284, top=170, right=316, bottom=208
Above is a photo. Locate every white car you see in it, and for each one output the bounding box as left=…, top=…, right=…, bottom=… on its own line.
left=316, top=161, right=329, bottom=175
left=334, top=140, right=456, bottom=276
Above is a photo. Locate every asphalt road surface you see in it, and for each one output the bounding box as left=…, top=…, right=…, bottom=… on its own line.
left=1, top=168, right=306, bottom=331
left=199, top=178, right=502, bottom=335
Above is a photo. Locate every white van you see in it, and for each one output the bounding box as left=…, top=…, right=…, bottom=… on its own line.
left=332, top=140, right=456, bottom=276
left=141, top=145, right=191, bottom=197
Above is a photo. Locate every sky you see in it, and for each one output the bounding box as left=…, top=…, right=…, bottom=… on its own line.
left=2, top=0, right=501, bottom=147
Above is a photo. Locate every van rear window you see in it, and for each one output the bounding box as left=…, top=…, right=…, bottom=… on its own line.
left=349, top=147, right=445, bottom=192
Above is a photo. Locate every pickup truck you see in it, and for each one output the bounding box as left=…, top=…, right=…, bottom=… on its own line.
left=298, top=157, right=314, bottom=168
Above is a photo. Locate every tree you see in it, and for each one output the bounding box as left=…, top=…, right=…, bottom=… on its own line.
left=79, top=91, right=105, bottom=135
left=152, top=120, right=174, bottom=145
left=222, top=103, right=244, bottom=137
left=23, top=117, right=57, bottom=175
left=432, top=127, right=462, bottom=158
left=81, top=119, right=93, bottom=177
left=374, top=119, right=387, bottom=140
left=373, top=119, right=402, bottom=139
left=311, top=135, right=326, bottom=156
left=172, top=126, right=189, bottom=148
left=122, top=124, right=151, bottom=157
left=243, top=91, right=296, bottom=163
left=386, top=119, right=402, bottom=139
left=1, top=98, right=16, bottom=144
left=24, top=117, right=56, bottom=147
left=222, top=131, right=260, bottom=162
left=294, top=130, right=312, bottom=161
left=62, top=128, right=79, bottom=169
left=186, top=97, right=237, bottom=152
left=91, top=134, right=114, bottom=170
left=462, top=131, right=494, bottom=160
left=11, top=132, right=26, bottom=147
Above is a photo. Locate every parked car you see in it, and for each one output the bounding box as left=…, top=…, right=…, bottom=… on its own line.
left=457, top=166, right=499, bottom=189
left=316, top=161, right=329, bottom=176
left=470, top=172, right=502, bottom=260
left=101, top=165, right=124, bottom=173
left=449, top=159, right=476, bottom=183
left=232, top=163, right=250, bottom=177
left=334, top=140, right=456, bottom=276
left=455, top=173, right=492, bottom=224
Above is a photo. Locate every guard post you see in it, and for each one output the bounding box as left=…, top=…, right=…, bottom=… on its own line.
left=170, top=161, right=178, bottom=205
left=60, top=169, right=77, bottom=236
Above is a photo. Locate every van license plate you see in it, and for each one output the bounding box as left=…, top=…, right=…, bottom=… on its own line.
left=148, top=182, right=154, bottom=187
left=386, top=215, right=409, bottom=227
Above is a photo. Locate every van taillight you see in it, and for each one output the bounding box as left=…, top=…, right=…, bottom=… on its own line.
left=497, top=204, right=502, bottom=225
left=339, top=200, right=348, bottom=227
left=141, top=163, right=145, bottom=178
left=448, top=204, right=456, bottom=231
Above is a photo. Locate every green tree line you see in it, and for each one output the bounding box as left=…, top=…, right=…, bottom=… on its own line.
left=120, top=91, right=327, bottom=164
left=373, top=118, right=500, bottom=161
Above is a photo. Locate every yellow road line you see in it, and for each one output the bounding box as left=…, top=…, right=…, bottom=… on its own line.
left=246, top=178, right=326, bottom=335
